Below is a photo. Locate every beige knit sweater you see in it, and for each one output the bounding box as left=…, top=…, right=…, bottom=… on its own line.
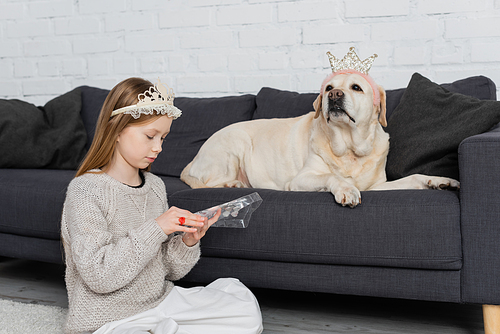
left=61, top=171, right=200, bottom=334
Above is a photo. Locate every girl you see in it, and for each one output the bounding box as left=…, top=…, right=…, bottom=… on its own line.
left=61, top=77, right=263, bottom=334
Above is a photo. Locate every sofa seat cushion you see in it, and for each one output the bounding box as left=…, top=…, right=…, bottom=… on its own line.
left=160, top=176, right=191, bottom=195
left=169, top=188, right=462, bottom=271
left=0, top=169, right=76, bottom=240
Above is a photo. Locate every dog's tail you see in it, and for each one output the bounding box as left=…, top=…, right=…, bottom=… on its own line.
left=180, top=161, right=208, bottom=189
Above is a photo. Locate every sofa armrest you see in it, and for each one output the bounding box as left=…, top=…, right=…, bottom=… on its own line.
left=458, top=123, right=500, bottom=304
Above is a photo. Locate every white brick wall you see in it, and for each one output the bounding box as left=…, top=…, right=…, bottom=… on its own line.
left=345, top=0, right=410, bottom=18
left=1, top=0, right=499, bottom=105
left=217, top=4, right=273, bottom=25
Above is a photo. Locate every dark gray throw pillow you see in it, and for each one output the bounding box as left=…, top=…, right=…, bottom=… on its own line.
left=0, top=88, right=87, bottom=170
left=385, top=73, right=500, bottom=181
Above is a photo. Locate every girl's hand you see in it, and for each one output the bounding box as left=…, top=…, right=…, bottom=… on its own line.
left=155, top=206, right=206, bottom=236
left=182, top=207, right=222, bottom=247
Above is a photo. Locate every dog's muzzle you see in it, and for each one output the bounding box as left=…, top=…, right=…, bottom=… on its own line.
left=327, top=89, right=355, bottom=123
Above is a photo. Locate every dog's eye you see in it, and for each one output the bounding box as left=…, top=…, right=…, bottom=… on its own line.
left=352, top=84, right=363, bottom=92
left=325, top=85, right=333, bottom=91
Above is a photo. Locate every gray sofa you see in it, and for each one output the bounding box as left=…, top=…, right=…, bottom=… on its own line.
left=1, top=73, right=500, bottom=314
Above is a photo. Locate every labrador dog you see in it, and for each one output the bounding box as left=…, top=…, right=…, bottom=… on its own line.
left=181, top=72, right=459, bottom=207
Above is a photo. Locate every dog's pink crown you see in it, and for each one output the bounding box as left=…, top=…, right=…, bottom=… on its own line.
left=322, top=47, right=380, bottom=106
left=327, top=47, right=377, bottom=75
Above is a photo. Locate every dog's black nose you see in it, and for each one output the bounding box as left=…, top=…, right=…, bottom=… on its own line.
left=329, top=89, right=344, bottom=100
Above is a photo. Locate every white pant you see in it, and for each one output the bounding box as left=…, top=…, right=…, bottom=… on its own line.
left=93, top=278, right=263, bottom=334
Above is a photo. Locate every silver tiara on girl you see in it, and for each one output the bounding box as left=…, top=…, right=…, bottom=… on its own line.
left=110, top=79, right=182, bottom=119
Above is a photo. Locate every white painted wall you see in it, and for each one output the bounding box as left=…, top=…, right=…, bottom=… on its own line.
left=1, top=0, right=500, bottom=104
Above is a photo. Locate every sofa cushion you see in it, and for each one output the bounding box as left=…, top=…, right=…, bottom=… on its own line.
left=254, top=87, right=317, bottom=119
left=0, top=169, right=76, bottom=240
left=159, top=176, right=191, bottom=195
left=79, top=86, right=110, bottom=150
left=255, top=75, right=497, bottom=121
left=385, top=73, right=500, bottom=181
left=168, top=188, right=462, bottom=271
left=253, top=86, right=436, bottom=121
left=79, top=86, right=257, bottom=178
left=0, top=170, right=190, bottom=241
left=0, top=88, right=87, bottom=170
left=151, top=95, right=256, bottom=177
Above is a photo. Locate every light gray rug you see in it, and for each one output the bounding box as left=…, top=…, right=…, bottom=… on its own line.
left=0, top=299, right=67, bottom=334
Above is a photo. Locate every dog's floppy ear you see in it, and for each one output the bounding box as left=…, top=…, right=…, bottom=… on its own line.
left=377, top=85, right=387, bottom=127
left=313, top=94, right=323, bottom=119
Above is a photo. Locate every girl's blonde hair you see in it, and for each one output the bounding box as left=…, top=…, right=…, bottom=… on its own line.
left=76, top=77, right=162, bottom=177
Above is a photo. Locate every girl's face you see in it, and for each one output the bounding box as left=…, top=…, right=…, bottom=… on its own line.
left=114, top=116, right=173, bottom=171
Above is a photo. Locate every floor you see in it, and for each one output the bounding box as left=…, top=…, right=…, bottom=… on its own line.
left=0, top=257, right=485, bottom=334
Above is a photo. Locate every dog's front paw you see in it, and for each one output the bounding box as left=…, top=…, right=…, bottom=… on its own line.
left=424, top=176, right=460, bottom=190
left=332, top=185, right=361, bottom=208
